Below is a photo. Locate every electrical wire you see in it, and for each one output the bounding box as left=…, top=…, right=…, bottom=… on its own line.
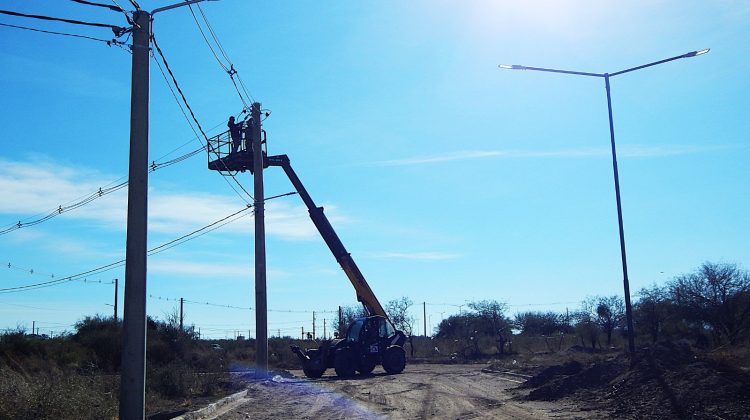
left=151, top=33, right=254, bottom=202
left=0, top=9, right=125, bottom=36
left=1, top=191, right=295, bottom=294
left=186, top=4, right=255, bottom=109
left=0, top=22, right=127, bottom=46
left=68, top=0, right=124, bottom=13
left=0, top=143, right=210, bottom=236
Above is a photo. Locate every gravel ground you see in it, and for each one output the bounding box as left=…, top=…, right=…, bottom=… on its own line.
left=208, top=364, right=599, bottom=419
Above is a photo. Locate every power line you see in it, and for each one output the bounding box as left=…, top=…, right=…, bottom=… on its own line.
left=0, top=22, right=128, bottom=47
left=1, top=192, right=295, bottom=294
left=0, top=206, right=251, bottom=293
left=151, top=33, right=254, bottom=202
left=0, top=143, right=209, bottom=236
left=0, top=9, right=125, bottom=36
left=68, top=0, right=124, bottom=13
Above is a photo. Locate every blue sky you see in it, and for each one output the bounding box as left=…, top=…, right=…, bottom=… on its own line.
left=1, top=0, right=748, bottom=339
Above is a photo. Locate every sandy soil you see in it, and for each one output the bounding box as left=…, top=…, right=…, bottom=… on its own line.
left=211, top=364, right=599, bottom=419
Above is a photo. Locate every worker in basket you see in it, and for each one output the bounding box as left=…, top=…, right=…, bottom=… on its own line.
left=228, top=115, right=242, bottom=153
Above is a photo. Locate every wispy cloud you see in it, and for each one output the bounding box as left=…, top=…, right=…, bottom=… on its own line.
left=368, top=251, right=461, bottom=261
left=0, top=157, right=341, bottom=241
left=366, top=144, right=736, bottom=166
left=149, top=259, right=289, bottom=279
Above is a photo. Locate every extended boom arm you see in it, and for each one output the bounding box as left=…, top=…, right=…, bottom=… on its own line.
left=267, top=154, right=386, bottom=317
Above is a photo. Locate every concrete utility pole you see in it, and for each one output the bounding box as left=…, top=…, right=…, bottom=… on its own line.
left=423, top=302, right=427, bottom=337
left=32, top=321, right=35, bottom=336
left=113, top=278, right=118, bottom=321
left=119, top=3, right=210, bottom=419
left=323, top=319, right=326, bottom=340
left=179, top=297, right=184, bottom=331
left=312, top=311, right=316, bottom=340
left=251, top=102, right=268, bottom=378
left=119, top=10, right=150, bottom=420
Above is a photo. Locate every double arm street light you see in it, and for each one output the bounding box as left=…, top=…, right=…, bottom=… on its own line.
left=498, top=48, right=709, bottom=355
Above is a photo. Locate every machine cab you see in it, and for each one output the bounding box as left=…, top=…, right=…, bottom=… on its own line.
left=346, top=316, right=402, bottom=348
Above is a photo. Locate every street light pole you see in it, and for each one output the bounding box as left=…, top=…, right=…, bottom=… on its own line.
left=498, top=49, right=709, bottom=355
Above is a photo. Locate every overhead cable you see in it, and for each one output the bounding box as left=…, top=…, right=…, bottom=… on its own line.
left=0, top=144, right=208, bottom=237
left=1, top=191, right=295, bottom=293
left=68, top=0, right=124, bottom=13
left=0, top=22, right=127, bottom=46
left=151, top=34, right=254, bottom=202
left=0, top=206, right=253, bottom=293
left=0, top=9, right=125, bottom=36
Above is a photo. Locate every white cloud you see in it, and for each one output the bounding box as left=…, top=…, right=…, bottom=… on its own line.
left=366, top=144, right=736, bottom=166
left=149, top=259, right=289, bottom=279
left=368, top=251, right=461, bottom=261
left=0, top=157, right=342, bottom=241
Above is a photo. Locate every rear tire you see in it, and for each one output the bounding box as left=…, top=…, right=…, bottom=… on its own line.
left=382, top=346, right=406, bottom=374
left=334, top=348, right=356, bottom=377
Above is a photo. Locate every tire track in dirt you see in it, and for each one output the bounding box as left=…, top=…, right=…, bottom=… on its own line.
left=214, top=364, right=598, bottom=419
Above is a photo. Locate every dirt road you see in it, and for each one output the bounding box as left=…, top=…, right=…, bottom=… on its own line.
left=212, top=364, right=595, bottom=419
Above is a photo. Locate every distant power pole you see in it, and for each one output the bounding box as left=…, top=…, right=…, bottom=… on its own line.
left=179, top=298, right=184, bottom=331
left=323, top=319, right=326, bottom=340
left=113, top=278, right=118, bottom=321
left=301, top=326, right=304, bottom=340
left=32, top=320, right=35, bottom=336
left=338, top=306, right=343, bottom=334
left=251, top=102, right=268, bottom=378
left=423, top=302, right=427, bottom=337
left=312, top=311, right=316, bottom=340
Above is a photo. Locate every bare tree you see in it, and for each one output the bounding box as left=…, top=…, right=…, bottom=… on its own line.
left=467, top=300, right=511, bottom=354
left=386, top=297, right=416, bottom=356
left=634, top=285, right=672, bottom=343
left=334, top=305, right=367, bottom=338
left=670, top=262, right=750, bottom=345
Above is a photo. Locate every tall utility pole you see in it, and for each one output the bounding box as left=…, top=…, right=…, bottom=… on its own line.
left=179, top=297, right=184, bottom=331
left=312, top=311, right=316, bottom=340
left=119, top=10, right=150, bottom=420
left=323, top=319, right=326, bottom=340
left=32, top=321, right=35, bottom=336
left=119, top=3, right=210, bottom=419
left=423, top=302, right=427, bottom=337
left=113, top=278, right=118, bottom=321
left=251, top=102, right=268, bottom=378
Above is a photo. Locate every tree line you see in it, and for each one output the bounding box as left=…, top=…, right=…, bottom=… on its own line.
left=336, top=262, right=750, bottom=355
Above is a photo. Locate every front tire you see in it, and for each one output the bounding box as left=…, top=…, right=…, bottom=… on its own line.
left=334, top=348, right=356, bottom=377
left=382, top=346, right=406, bottom=374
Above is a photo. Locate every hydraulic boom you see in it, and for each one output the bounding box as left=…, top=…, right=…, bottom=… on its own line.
left=267, top=154, right=386, bottom=317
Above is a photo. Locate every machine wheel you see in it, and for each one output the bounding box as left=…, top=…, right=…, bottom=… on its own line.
left=334, top=348, right=356, bottom=377
left=302, top=349, right=326, bottom=378
left=382, top=346, right=406, bottom=374
left=357, top=358, right=376, bottom=375
left=303, top=367, right=326, bottom=378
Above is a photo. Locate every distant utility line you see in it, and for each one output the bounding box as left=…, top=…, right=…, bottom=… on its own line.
left=0, top=205, right=254, bottom=294
left=149, top=294, right=336, bottom=314
left=1, top=192, right=295, bottom=294
left=0, top=144, right=208, bottom=237
left=0, top=9, right=125, bottom=36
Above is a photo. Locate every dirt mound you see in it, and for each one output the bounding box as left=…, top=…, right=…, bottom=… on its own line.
left=522, top=342, right=750, bottom=419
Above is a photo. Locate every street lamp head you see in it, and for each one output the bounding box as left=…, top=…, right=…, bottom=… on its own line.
left=686, top=48, right=710, bottom=57
left=498, top=64, right=525, bottom=70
